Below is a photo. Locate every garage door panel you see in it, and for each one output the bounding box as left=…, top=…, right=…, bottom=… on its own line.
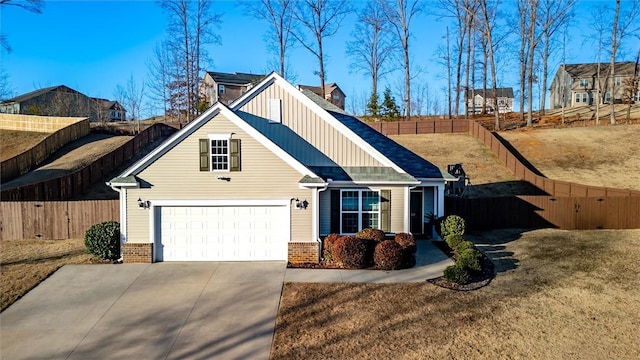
left=157, top=205, right=288, bottom=261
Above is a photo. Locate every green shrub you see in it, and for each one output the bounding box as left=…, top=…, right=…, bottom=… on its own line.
left=84, top=221, right=120, bottom=260
left=440, top=215, right=466, bottom=238
left=333, top=236, right=369, bottom=269
left=355, top=228, right=386, bottom=242
left=455, top=241, right=474, bottom=253
left=443, top=264, right=471, bottom=285
left=395, top=232, right=416, bottom=254
left=445, top=234, right=464, bottom=250
left=457, top=248, right=482, bottom=273
left=322, top=233, right=341, bottom=263
left=373, top=240, right=405, bottom=270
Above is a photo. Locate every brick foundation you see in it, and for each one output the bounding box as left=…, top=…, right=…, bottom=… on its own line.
left=288, top=242, right=320, bottom=264
left=122, top=243, right=153, bottom=263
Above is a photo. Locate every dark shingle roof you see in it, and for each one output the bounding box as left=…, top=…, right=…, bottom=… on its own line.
left=300, top=88, right=443, bottom=180
left=5, top=85, right=79, bottom=103
left=206, top=72, right=264, bottom=85
left=466, top=88, right=514, bottom=98
left=563, top=62, right=637, bottom=78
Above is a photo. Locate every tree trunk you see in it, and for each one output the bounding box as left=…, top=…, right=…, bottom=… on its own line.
left=526, top=2, right=537, bottom=127
left=610, top=0, right=620, bottom=125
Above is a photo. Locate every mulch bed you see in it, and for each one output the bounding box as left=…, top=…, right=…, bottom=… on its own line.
left=427, top=241, right=495, bottom=291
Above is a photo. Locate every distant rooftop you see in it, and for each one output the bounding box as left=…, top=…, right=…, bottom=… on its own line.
left=206, top=72, right=265, bottom=85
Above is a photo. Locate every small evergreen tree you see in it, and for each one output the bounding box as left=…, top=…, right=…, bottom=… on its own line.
left=381, top=87, right=400, bottom=120
left=366, top=91, right=380, bottom=117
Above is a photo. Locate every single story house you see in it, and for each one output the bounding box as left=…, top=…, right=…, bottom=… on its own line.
left=108, top=72, right=447, bottom=263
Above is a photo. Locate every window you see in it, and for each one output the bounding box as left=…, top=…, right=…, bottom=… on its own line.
left=575, top=93, right=580, bottom=103
left=218, top=84, right=225, bottom=94
left=582, top=93, right=587, bottom=103
left=268, top=99, right=282, bottom=123
left=615, top=77, right=621, bottom=86
left=579, top=79, right=589, bottom=87
left=341, top=190, right=379, bottom=233
left=605, top=92, right=611, bottom=103
left=199, top=134, right=241, bottom=172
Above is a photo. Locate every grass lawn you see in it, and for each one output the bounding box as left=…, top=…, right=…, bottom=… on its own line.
left=0, top=129, right=50, bottom=161
left=270, top=229, right=640, bottom=359
left=0, top=239, right=100, bottom=311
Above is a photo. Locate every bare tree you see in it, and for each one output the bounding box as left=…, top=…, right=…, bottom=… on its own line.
left=378, top=0, right=423, bottom=120
left=0, top=68, right=12, bottom=101
left=346, top=1, right=394, bottom=105
left=115, top=75, right=147, bottom=132
left=159, top=0, right=222, bottom=124
left=242, top=0, right=295, bottom=79
left=146, top=41, right=173, bottom=121
left=476, top=0, right=501, bottom=130
left=292, top=0, right=351, bottom=98
left=585, top=6, right=610, bottom=125
left=0, top=0, right=43, bottom=52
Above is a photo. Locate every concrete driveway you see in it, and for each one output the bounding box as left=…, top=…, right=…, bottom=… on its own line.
left=1, top=262, right=286, bottom=360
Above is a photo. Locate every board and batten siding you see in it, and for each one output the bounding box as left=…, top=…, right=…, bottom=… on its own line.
left=124, top=112, right=313, bottom=244
left=319, top=186, right=407, bottom=235
left=239, top=82, right=383, bottom=167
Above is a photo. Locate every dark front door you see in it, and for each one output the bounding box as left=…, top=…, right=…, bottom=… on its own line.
left=410, top=191, right=423, bottom=234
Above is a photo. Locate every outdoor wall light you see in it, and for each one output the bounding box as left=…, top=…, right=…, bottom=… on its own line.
left=294, top=198, right=309, bottom=210
left=137, top=198, right=150, bottom=209
left=217, top=176, right=231, bottom=182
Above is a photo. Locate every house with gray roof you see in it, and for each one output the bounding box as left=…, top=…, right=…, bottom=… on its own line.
left=108, top=72, right=447, bottom=264
left=549, top=62, right=639, bottom=108
left=465, top=88, right=514, bottom=114
left=200, top=71, right=264, bottom=107
left=298, top=83, right=346, bottom=110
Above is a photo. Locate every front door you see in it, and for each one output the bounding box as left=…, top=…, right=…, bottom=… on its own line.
left=410, top=191, right=423, bottom=234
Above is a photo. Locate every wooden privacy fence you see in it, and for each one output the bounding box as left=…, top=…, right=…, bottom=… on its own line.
left=446, top=196, right=640, bottom=230
left=367, top=119, right=470, bottom=135
left=1, top=117, right=90, bottom=183
left=0, top=200, right=119, bottom=240
left=1, top=123, right=176, bottom=201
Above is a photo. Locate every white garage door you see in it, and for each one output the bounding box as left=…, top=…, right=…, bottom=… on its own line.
left=156, top=205, right=288, bottom=261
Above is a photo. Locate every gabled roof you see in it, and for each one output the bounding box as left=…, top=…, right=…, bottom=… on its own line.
left=234, top=73, right=444, bottom=181
left=466, top=88, right=514, bottom=98
left=562, top=62, right=637, bottom=78
left=4, top=85, right=81, bottom=103
left=114, top=102, right=319, bottom=181
left=205, top=71, right=265, bottom=85
left=298, top=83, right=345, bottom=97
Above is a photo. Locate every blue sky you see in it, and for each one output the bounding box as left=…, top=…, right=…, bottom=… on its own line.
left=1, top=0, right=638, bottom=116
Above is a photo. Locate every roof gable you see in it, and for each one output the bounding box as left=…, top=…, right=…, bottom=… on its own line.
left=562, top=62, right=637, bottom=78
left=205, top=71, right=265, bottom=85
left=6, top=85, right=81, bottom=103
left=116, top=102, right=318, bottom=179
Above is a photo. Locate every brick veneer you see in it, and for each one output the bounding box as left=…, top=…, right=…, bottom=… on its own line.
left=122, top=243, right=153, bottom=263
left=288, top=242, right=320, bottom=264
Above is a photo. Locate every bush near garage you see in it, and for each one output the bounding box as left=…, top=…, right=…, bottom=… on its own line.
left=322, top=233, right=341, bottom=263
left=332, top=236, right=369, bottom=269
left=84, top=221, right=120, bottom=261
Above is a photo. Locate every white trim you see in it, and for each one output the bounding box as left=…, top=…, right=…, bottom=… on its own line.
left=404, top=187, right=410, bottom=233
left=207, top=134, right=231, bottom=172
left=120, top=189, right=127, bottom=244
left=230, top=72, right=408, bottom=175
left=149, top=199, right=292, bottom=262
left=207, top=133, right=232, bottom=140
left=325, top=180, right=421, bottom=186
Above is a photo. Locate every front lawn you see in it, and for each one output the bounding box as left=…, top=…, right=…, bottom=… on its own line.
left=270, top=229, right=640, bottom=359
left=0, top=238, right=99, bottom=311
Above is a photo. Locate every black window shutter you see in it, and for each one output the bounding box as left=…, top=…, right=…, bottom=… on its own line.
left=330, top=190, right=340, bottom=234
left=380, top=190, right=391, bottom=232
left=199, top=139, right=209, bottom=171
left=230, top=138, right=241, bottom=171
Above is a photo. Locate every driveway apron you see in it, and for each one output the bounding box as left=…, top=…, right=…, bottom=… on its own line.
left=1, top=262, right=286, bottom=360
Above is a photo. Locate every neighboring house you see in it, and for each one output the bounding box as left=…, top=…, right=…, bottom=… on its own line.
left=108, top=72, right=448, bottom=263
left=0, top=85, right=124, bottom=122
left=298, top=83, right=346, bottom=110
left=465, top=88, right=514, bottom=114
left=549, top=62, right=639, bottom=108
left=200, top=71, right=264, bottom=106
left=91, top=98, right=127, bottom=122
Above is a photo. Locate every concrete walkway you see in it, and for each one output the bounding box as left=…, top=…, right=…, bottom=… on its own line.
left=0, top=241, right=452, bottom=360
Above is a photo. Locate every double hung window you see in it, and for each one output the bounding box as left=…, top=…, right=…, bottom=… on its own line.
left=199, top=134, right=241, bottom=172
left=341, top=190, right=380, bottom=233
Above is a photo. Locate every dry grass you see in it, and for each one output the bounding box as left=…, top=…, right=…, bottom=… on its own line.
left=0, top=129, right=50, bottom=161
left=271, top=229, right=640, bottom=359
left=0, top=239, right=99, bottom=311
left=391, top=134, right=541, bottom=197
left=498, top=124, right=640, bottom=191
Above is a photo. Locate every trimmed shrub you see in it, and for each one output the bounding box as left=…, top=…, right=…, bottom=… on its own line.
left=440, top=215, right=466, bottom=238
left=374, top=240, right=405, bottom=270
left=355, top=228, right=386, bottom=242
left=322, top=233, right=341, bottom=263
left=395, top=232, right=416, bottom=254
left=443, top=264, right=471, bottom=285
left=333, top=236, right=369, bottom=269
left=455, top=241, right=475, bottom=253
left=457, top=248, right=482, bottom=273
left=445, top=234, right=464, bottom=250
left=85, top=221, right=120, bottom=261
